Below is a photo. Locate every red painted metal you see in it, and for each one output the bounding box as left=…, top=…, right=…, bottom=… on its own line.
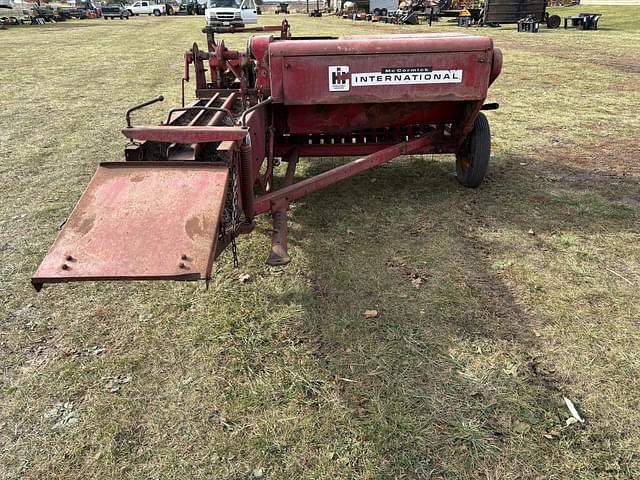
left=32, top=163, right=228, bottom=290
left=269, top=35, right=493, bottom=105
left=255, top=134, right=437, bottom=215
left=33, top=21, right=502, bottom=288
left=278, top=102, right=466, bottom=135
left=274, top=138, right=454, bottom=158
left=122, top=126, right=248, bottom=144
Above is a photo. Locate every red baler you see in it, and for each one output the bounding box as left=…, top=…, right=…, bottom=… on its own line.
left=32, top=22, right=502, bottom=289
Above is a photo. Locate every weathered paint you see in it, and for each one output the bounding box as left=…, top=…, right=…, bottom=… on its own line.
left=32, top=162, right=228, bottom=290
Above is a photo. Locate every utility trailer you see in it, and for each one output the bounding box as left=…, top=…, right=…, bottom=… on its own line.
left=32, top=21, right=502, bottom=290
left=483, top=0, right=561, bottom=28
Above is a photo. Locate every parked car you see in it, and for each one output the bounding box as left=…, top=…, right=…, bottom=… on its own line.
left=102, top=2, right=130, bottom=18
left=126, top=1, right=166, bottom=16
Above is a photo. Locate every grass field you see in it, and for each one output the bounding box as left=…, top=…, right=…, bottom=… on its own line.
left=1, top=7, right=640, bottom=479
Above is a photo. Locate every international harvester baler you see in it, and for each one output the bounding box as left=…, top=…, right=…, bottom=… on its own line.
left=32, top=21, right=502, bottom=290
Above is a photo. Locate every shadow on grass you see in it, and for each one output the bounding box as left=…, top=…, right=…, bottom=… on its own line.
left=260, top=151, right=638, bottom=476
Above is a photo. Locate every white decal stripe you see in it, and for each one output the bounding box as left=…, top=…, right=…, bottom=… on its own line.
left=351, top=69, right=463, bottom=86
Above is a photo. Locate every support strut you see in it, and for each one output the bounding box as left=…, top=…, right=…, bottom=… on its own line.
left=266, top=148, right=298, bottom=267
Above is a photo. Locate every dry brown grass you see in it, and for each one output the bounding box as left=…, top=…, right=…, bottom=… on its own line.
left=1, top=8, right=640, bottom=479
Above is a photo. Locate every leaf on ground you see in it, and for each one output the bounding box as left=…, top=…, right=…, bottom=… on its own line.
left=74, top=345, right=106, bottom=357
left=491, top=259, right=514, bottom=272
left=252, top=467, right=264, bottom=478
left=209, top=409, right=234, bottom=432
left=238, top=273, right=251, bottom=283
left=103, top=375, right=132, bottom=393
left=363, top=309, right=379, bottom=319
left=513, top=420, right=531, bottom=434
left=503, top=361, right=518, bottom=377
left=563, top=396, right=585, bottom=423
left=45, top=402, right=78, bottom=430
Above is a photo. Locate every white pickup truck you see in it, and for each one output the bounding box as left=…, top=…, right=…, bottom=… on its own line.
left=126, top=1, right=166, bottom=16
left=205, top=0, right=257, bottom=28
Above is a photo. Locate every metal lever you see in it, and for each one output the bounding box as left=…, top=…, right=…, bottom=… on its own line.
left=240, top=96, right=273, bottom=127
left=125, top=95, right=164, bottom=128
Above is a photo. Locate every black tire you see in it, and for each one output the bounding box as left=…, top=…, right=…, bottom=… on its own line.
left=153, top=9, right=161, bottom=16
left=373, top=8, right=381, bottom=15
left=104, top=16, right=107, bottom=19
left=381, top=8, right=388, bottom=16
left=455, top=112, right=491, bottom=188
left=547, top=14, right=561, bottom=28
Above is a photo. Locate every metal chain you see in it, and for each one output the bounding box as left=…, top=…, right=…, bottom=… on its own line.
left=219, top=158, right=240, bottom=268
left=229, top=159, right=240, bottom=268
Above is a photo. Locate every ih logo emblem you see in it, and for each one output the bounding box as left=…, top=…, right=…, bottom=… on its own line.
left=328, top=66, right=350, bottom=92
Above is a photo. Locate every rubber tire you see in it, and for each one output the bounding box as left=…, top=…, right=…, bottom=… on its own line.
left=153, top=9, right=161, bottom=16
left=455, top=112, right=491, bottom=188
left=547, top=14, right=561, bottom=28
left=381, top=8, right=388, bottom=16
left=373, top=8, right=381, bottom=15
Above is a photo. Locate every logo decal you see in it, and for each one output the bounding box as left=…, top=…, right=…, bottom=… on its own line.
left=329, top=66, right=350, bottom=92
left=328, top=66, right=463, bottom=92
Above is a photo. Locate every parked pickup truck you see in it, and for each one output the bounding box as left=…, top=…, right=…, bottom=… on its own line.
left=126, top=1, right=165, bottom=15
left=102, top=2, right=130, bottom=18
left=205, top=0, right=256, bottom=27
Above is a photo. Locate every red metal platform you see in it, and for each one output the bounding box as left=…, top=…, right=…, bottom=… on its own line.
left=32, top=162, right=228, bottom=290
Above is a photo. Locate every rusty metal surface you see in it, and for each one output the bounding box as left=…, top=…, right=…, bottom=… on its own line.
left=122, top=126, right=248, bottom=144
left=32, top=162, right=228, bottom=289
left=32, top=26, right=504, bottom=288
left=255, top=133, right=437, bottom=215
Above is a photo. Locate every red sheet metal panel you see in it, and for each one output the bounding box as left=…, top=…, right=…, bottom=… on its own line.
left=280, top=101, right=464, bottom=135
left=32, top=162, right=228, bottom=289
left=268, top=34, right=494, bottom=106
left=269, top=34, right=493, bottom=57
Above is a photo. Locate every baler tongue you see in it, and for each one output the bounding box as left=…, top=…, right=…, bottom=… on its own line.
left=32, top=162, right=229, bottom=291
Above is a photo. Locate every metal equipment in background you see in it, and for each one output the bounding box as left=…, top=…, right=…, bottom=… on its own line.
left=274, top=2, right=289, bottom=13
left=0, top=0, right=22, bottom=26
left=483, top=0, right=560, bottom=28
left=563, top=12, right=601, bottom=30
left=517, top=14, right=539, bottom=32
left=32, top=21, right=502, bottom=290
